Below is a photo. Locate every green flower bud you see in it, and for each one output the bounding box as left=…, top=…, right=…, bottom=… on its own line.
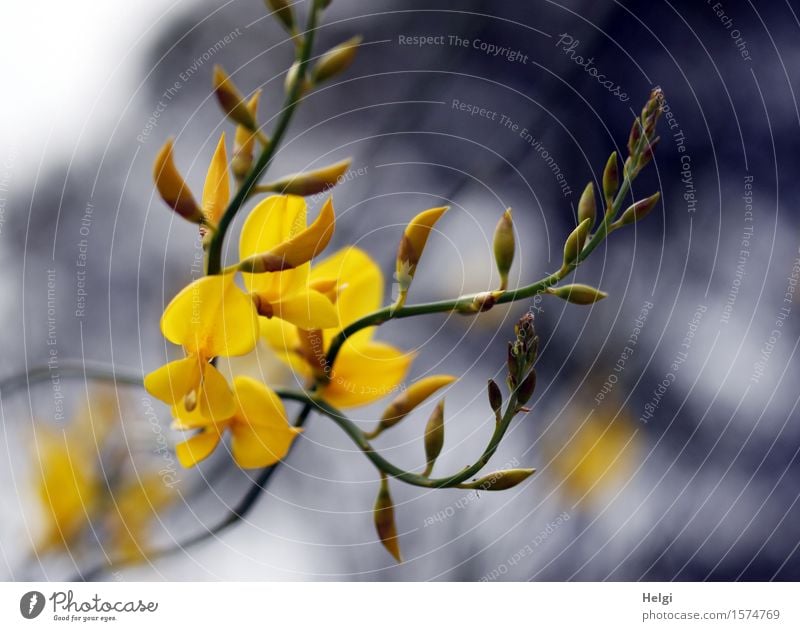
left=374, top=475, right=402, bottom=562
left=487, top=379, right=503, bottom=418
left=602, top=152, right=619, bottom=209
left=492, top=208, right=515, bottom=290
left=577, top=182, right=596, bottom=228
left=423, top=400, right=445, bottom=476
left=549, top=283, right=608, bottom=305
left=465, top=468, right=536, bottom=491
left=617, top=192, right=661, bottom=227
left=563, top=217, right=592, bottom=269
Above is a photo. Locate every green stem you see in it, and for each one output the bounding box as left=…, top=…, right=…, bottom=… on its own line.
left=275, top=389, right=520, bottom=489
left=324, top=136, right=650, bottom=371
left=205, top=0, right=323, bottom=275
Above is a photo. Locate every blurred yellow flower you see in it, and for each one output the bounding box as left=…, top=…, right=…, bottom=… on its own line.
left=262, top=246, right=412, bottom=408
left=548, top=403, right=638, bottom=505
left=239, top=194, right=338, bottom=330
left=171, top=376, right=301, bottom=468
left=34, top=426, right=98, bottom=553
left=144, top=274, right=260, bottom=419
left=107, top=475, right=175, bottom=562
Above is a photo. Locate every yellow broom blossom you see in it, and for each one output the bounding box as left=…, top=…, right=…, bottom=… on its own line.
left=262, top=246, right=413, bottom=408
left=238, top=194, right=338, bottom=330
left=144, top=274, right=260, bottom=419
left=172, top=376, right=301, bottom=468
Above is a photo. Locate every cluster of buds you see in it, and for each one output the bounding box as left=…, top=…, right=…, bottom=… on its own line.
left=486, top=312, right=539, bottom=427
left=506, top=312, right=539, bottom=407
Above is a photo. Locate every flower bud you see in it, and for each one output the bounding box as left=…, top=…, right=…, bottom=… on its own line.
left=377, top=375, right=456, bottom=433
left=374, top=475, right=401, bottom=562
left=213, top=65, right=258, bottom=131
left=562, top=217, right=592, bottom=269
left=153, top=140, right=203, bottom=223
left=284, top=61, right=313, bottom=97
left=264, top=0, right=294, bottom=33
left=423, top=400, right=445, bottom=475
left=263, top=159, right=352, bottom=197
left=602, top=152, right=619, bottom=209
left=395, top=206, right=448, bottom=307
left=516, top=369, right=536, bottom=405
left=492, top=208, right=514, bottom=291
left=232, top=91, right=262, bottom=180
left=466, top=468, right=535, bottom=491
left=549, top=283, right=608, bottom=305
left=312, top=36, right=362, bottom=85
left=577, top=182, right=596, bottom=228
left=202, top=134, right=230, bottom=229
left=487, top=379, right=503, bottom=417
left=627, top=119, right=642, bottom=156
left=616, top=192, right=661, bottom=227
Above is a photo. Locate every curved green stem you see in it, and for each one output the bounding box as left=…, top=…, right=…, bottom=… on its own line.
left=324, top=134, right=651, bottom=371
left=206, top=0, right=323, bottom=275
left=275, top=389, right=520, bottom=489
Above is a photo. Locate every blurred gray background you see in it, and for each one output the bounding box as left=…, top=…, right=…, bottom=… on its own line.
left=2, top=0, right=800, bottom=580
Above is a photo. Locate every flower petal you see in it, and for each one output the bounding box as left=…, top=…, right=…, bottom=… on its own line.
left=161, top=274, right=259, bottom=357
left=239, top=194, right=309, bottom=295
left=228, top=376, right=300, bottom=468
left=143, top=356, right=201, bottom=406
left=323, top=341, right=413, bottom=408
left=202, top=133, right=230, bottom=226
left=259, top=318, right=312, bottom=377
left=230, top=423, right=300, bottom=468
left=198, top=363, right=236, bottom=419
left=176, top=430, right=222, bottom=468
left=270, top=289, right=339, bottom=330
left=312, top=247, right=382, bottom=344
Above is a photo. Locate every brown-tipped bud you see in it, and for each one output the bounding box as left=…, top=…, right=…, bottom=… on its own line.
left=379, top=375, right=456, bottom=432
left=638, top=137, right=660, bottom=169
left=374, top=475, right=402, bottom=562
left=312, top=35, right=362, bottom=84
left=492, top=208, right=515, bottom=291
left=395, top=206, right=448, bottom=306
left=264, top=0, right=295, bottom=33
left=617, top=192, right=661, bottom=227
left=602, top=152, right=619, bottom=208
left=516, top=369, right=536, bottom=405
left=153, top=140, right=203, bottom=223
left=263, top=159, right=352, bottom=197
left=423, top=400, right=445, bottom=474
left=549, top=283, right=608, bottom=305
left=627, top=119, right=642, bottom=156
left=562, top=217, right=592, bottom=269
left=466, top=468, right=535, bottom=491
left=577, top=182, right=596, bottom=228
left=213, top=65, right=258, bottom=131
left=506, top=342, right=518, bottom=390
left=232, top=91, right=262, bottom=180
left=487, top=379, right=503, bottom=417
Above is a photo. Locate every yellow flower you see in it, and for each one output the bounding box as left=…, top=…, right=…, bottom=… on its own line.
left=34, top=425, right=98, bottom=553
left=107, top=475, right=175, bottom=562
left=202, top=133, right=230, bottom=229
left=239, top=194, right=338, bottom=330
left=262, top=246, right=413, bottom=408
left=144, top=274, right=260, bottom=419
left=172, top=376, right=301, bottom=468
